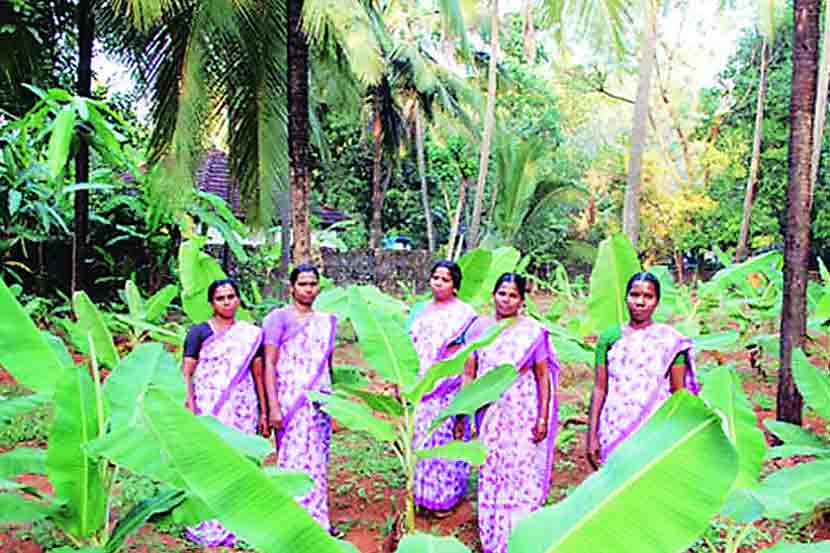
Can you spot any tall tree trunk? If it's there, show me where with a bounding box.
[369,98,384,251]
[468,0,499,249]
[810,0,830,189]
[778,0,820,425]
[522,0,535,60]
[288,0,312,264]
[278,189,292,296]
[622,0,657,249]
[415,107,435,253]
[736,39,770,263]
[72,0,93,294]
[447,175,469,261]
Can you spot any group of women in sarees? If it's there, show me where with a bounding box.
[182,260,698,553]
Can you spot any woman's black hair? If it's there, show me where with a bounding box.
[290,263,320,285]
[625,271,661,300]
[430,260,462,291]
[492,272,528,300]
[207,278,241,302]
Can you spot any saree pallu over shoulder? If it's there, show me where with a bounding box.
[474,317,560,553]
[410,298,477,511]
[274,311,337,529]
[598,323,698,462]
[188,320,263,547]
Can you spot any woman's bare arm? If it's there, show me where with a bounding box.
[531,358,551,443]
[182,357,198,411]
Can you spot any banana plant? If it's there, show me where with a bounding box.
[311,285,515,536]
[507,391,738,552]
[111,280,182,348]
[0,277,345,551]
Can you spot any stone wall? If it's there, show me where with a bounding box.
[321,248,434,295]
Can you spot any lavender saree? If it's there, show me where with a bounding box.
[186,320,263,547]
[470,316,559,553]
[409,298,477,511]
[264,307,337,529]
[597,323,699,461]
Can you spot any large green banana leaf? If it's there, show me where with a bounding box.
[178,238,229,323]
[103,343,183,430]
[104,489,186,553]
[754,460,830,520]
[85,423,182,486]
[0,394,49,424]
[457,248,493,302]
[0,493,59,524]
[334,385,404,417]
[346,287,418,390]
[143,389,344,553]
[0,448,46,477]
[428,364,518,435]
[124,280,145,320]
[73,291,120,369]
[764,420,829,460]
[792,348,830,415]
[507,392,737,553]
[396,533,472,553]
[584,234,640,336]
[700,366,766,488]
[486,247,522,296]
[405,319,511,404]
[47,366,109,540]
[0,278,67,394]
[416,440,488,465]
[309,391,397,442]
[144,284,179,323]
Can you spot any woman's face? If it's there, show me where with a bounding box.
[210,284,240,319]
[430,267,456,301]
[291,271,320,306]
[626,280,659,324]
[494,281,523,319]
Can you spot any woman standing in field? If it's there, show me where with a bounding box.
[263,265,338,533]
[585,271,699,470]
[182,278,268,547]
[409,261,478,517]
[457,273,558,553]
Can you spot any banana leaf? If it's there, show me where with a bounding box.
[700,366,766,488]
[85,423,183,487]
[694,331,740,352]
[309,392,397,442]
[754,460,830,520]
[47,366,109,540]
[0,493,59,524]
[507,392,737,553]
[486,247,522,297]
[0,448,46,477]
[792,348,830,416]
[199,416,273,462]
[178,238,229,323]
[0,394,49,424]
[416,440,488,466]
[457,248,493,302]
[346,287,418,390]
[262,467,315,497]
[428,364,518,435]
[396,533,472,553]
[73,291,120,369]
[0,278,67,394]
[720,488,765,523]
[144,284,179,322]
[104,489,185,553]
[764,420,827,451]
[124,280,145,319]
[334,385,404,417]
[143,388,344,552]
[584,234,640,337]
[104,343,183,430]
[405,320,511,404]
[648,265,677,322]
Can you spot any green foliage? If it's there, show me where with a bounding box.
[508,392,738,553]
[584,234,640,336]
